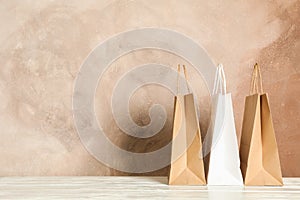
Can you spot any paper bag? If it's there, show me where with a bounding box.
[240,63,283,186]
[168,65,206,185]
[207,64,243,185]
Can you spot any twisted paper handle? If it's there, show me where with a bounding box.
[250,63,263,95]
[212,63,227,95]
[176,64,190,94]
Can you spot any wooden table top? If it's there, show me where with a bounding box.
[0,176,299,199]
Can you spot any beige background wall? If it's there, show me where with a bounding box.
[0,0,299,176]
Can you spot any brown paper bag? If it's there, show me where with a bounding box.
[168,65,206,185]
[240,63,283,186]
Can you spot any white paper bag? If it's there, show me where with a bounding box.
[207,64,243,186]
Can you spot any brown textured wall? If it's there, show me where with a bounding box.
[0,0,299,176]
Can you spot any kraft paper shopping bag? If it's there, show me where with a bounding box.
[240,63,283,186]
[168,65,206,185]
[207,64,243,186]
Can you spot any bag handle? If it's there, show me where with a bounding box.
[212,63,227,95]
[176,64,190,94]
[250,63,263,95]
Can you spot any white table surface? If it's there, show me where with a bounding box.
[0,176,299,199]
